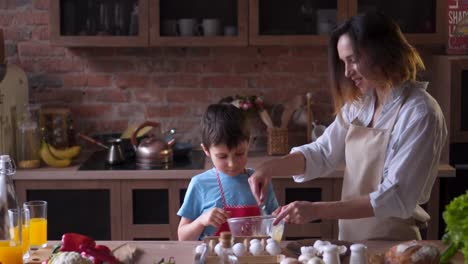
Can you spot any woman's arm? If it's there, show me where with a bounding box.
[249,152,306,204]
[273,195,374,224]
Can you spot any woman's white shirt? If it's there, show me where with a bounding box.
[291,81,447,219]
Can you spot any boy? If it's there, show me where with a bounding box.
[177,103,278,241]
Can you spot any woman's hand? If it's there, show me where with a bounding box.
[197,208,231,228]
[272,201,319,225]
[248,164,272,205]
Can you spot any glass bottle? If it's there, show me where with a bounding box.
[0,155,23,264]
[16,105,41,169]
[218,232,238,264]
[349,244,367,264]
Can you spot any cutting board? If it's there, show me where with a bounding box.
[25,246,54,264]
[0,64,29,157]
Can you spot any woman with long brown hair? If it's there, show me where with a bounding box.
[248,12,447,241]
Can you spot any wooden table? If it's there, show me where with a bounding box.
[25,240,465,263]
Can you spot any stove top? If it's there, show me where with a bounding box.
[78,150,205,170]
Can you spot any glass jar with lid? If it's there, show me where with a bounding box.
[16,104,41,169]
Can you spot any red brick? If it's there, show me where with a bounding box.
[282,60,315,73]
[87,60,133,73]
[31,89,83,103]
[4,27,30,41]
[18,59,36,72]
[133,88,166,103]
[116,104,146,118]
[0,13,14,26]
[146,105,191,118]
[291,47,328,58]
[204,60,232,73]
[33,0,49,10]
[86,89,129,103]
[211,47,259,58]
[15,11,48,26]
[116,74,150,88]
[234,60,260,74]
[88,74,112,87]
[70,48,116,57]
[258,60,282,72]
[152,74,199,88]
[63,74,87,87]
[81,120,129,134]
[184,60,204,73]
[32,26,49,40]
[254,76,294,89]
[37,58,84,73]
[187,47,210,57]
[258,47,290,57]
[18,42,65,56]
[166,89,211,103]
[71,105,113,119]
[163,47,187,58]
[201,75,247,88]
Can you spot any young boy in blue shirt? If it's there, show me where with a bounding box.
[177,103,279,241]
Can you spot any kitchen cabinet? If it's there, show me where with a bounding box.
[49,0,149,47]
[350,0,446,45]
[14,180,122,240]
[249,0,446,46]
[49,0,446,47]
[149,0,249,46]
[121,179,189,240]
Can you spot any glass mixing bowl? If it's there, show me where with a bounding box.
[227,215,285,241]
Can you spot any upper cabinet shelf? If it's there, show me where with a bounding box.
[49,0,446,47]
[149,0,248,46]
[349,0,446,45]
[49,0,149,46]
[249,0,348,46]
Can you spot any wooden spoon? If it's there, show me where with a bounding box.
[281,95,304,128]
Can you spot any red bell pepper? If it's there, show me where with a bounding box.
[60,233,96,252]
[81,244,119,264]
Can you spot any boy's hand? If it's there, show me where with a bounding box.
[198,208,231,228]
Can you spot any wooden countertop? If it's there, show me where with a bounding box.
[13,151,456,180]
[25,240,465,263]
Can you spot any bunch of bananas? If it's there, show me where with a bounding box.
[39,141,81,168]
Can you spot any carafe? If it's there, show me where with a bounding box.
[0,155,23,264]
[16,105,40,169]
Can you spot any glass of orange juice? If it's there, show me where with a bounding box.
[8,208,30,260]
[0,242,23,264]
[23,201,47,249]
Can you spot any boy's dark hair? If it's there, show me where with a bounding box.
[201,103,250,150]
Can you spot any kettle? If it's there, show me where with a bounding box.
[131,121,176,167]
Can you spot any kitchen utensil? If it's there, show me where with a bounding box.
[173,142,193,158]
[106,138,125,165]
[280,95,303,128]
[306,92,314,142]
[131,121,176,167]
[259,110,274,128]
[78,133,109,149]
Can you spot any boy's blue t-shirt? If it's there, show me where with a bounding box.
[177,167,279,240]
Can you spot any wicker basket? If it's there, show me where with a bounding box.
[267,128,288,155]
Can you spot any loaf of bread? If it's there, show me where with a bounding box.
[384,240,440,264]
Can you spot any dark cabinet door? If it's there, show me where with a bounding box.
[15,180,122,240]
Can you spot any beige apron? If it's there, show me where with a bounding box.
[339,93,430,241]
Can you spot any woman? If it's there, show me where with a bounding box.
[249,12,447,241]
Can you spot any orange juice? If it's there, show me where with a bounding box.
[29,218,47,247]
[11,226,29,254]
[0,241,23,264]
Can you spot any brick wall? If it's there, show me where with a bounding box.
[1,0,442,151]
